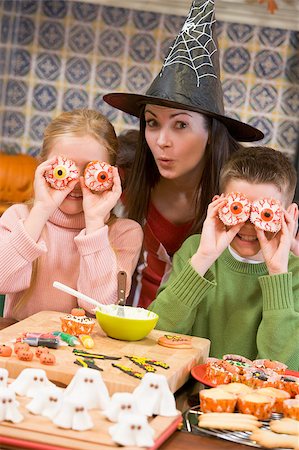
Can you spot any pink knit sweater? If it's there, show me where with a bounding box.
[0,204,143,320]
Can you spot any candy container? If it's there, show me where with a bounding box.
[250,198,282,232]
[44,156,79,190]
[84,161,113,192]
[219,192,251,226]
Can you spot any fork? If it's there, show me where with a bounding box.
[116,271,127,317]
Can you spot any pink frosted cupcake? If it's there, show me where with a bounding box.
[250,198,282,232]
[44,156,79,189]
[219,192,251,226]
[84,161,113,192]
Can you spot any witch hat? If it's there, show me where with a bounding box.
[104,0,263,142]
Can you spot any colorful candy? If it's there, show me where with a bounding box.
[84,161,113,192]
[44,156,79,190]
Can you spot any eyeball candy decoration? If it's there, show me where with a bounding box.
[44,156,79,190]
[218,192,251,226]
[250,198,282,232]
[84,161,113,192]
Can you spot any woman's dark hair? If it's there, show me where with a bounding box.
[125,110,242,234]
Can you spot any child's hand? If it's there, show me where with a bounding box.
[256,206,296,275]
[33,157,78,217]
[290,204,299,256]
[191,196,242,276]
[82,166,122,233]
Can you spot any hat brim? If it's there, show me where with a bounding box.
[103,92,264,142]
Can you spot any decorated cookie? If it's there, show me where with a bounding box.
[158,334,192,349]
[250,198,282,232]
[44,156,79,190]
[84,161,113,192]
[219,192,251,226]
[112,363,144,380]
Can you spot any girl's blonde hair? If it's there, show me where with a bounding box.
[13,109,118,316]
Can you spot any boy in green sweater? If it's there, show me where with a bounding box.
[150,146,299,370]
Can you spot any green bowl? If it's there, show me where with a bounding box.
[95,305,159,341]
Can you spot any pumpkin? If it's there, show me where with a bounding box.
[36,346,50,358]
[71,308,86,317]
[14,342,30,354]
[0,153,38,215]
[0,344,12,357]
[40,352,56,365]
[17,349,34,361]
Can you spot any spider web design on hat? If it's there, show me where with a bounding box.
[162,0,217,86]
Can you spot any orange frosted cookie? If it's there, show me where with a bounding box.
[157,334,192,349]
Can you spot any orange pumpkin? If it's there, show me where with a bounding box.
[0,344,12,357]
[17,349,34,361]
[14,342,30,354]
[0,153,38,215]
[71,308,86,317]
[36,346,50,358]
[40,352,56,365]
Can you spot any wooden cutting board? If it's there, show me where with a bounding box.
[0,310,210,395]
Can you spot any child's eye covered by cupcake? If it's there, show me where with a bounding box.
[218,192,282,233]
[44,156,114,192]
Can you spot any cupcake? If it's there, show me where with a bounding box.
[253,359,287,375]
[218,192,251,226]
[44,156,79,189]
[200,388,237,413]
[279,375,299,398]
[218,383,253,396]
[250,198,282,233]
[60,309,95,336]
[84,161,113,192]
[256,387,290,413]
[283,399,299,421]
[237,393,274,420]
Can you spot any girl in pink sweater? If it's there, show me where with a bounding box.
[0,109,143,321]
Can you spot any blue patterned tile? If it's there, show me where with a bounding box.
[0,47,6,74]
[29,114,52,141]
[222,79,246,108]
[129,33,156,63]
[66,57,91,84]
[227,23,254,43]
[3,0,14,12]
[215,21,225,38]
[92,94,118,121]
[258,27,287,47]
[249,84,278,112]
[123,112,139,126]
[163,14,184,34]
[254,50,283,79]
[9,48,31,76]
[290,31,299,50]
[2,111,25,138]
[222,47,250,74]
[224,111,241,121]
[95,60,121,89]
[68,24,94,54]
[126,65,152,92]
[20,1,38,14]
[5,80,28,106]
[71,2,98,21]
[98,29,125,57]
[160,36,175,61]
[39,21,65,50]
[63,88,89,111]
[0,141,22,154]
[12,16,35,45]
[33,84,57,111]
[35,53,61,81]
[133,11,160,31]
[1,15,11,43]
[247,116,273,144]
[42,0,67,19]
[281,87,299,116]
[28,146,42,157]
[277,121,298,148]
[101,6,129,27]
[285,54,299,83]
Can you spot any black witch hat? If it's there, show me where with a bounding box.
[104,0,263,142]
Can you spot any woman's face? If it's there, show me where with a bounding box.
[144,104,209,182]
[48,135,110,215]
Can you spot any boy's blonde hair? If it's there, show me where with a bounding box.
[219,146,297,205]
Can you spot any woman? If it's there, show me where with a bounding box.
[104,0,263,307]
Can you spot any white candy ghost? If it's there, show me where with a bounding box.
[133,373,177,417]
[0,387,23,423]
[63,367,110,410]
[53,397,93,431]
[9,368,56,398]
[109,413,155,447]
[0,368,8,388]
[26,385,64,419]
[103,392,140,422]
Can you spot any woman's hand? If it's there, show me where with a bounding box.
[82,166,122,233]
[191,196,242,276]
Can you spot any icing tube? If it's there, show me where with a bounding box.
[53,331,79,347]
[79,334,94,349]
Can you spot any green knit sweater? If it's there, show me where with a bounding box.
[149,235,299,371]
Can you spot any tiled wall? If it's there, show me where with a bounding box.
[0,0,298,160]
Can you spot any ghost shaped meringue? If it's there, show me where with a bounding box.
[103,392,140,422]
[109,413,155,447]
[26,385,64,419]
[44,155,79,190]
[0,368,8,388]
[52,397,93,431]
[0,387,23,423]
[133,373,177,417]
[63,367,110,410]
[9,368,56,398]
[84,161,113,192]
